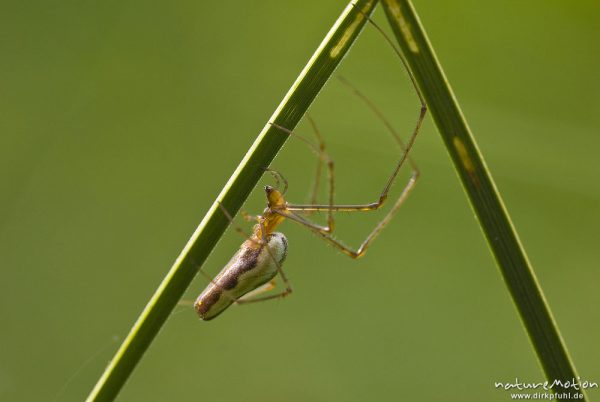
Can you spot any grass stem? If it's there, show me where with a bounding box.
[85,1,378,400]
[381,0,585,398]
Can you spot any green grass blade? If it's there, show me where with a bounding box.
[85,1,378,400]
[380,0,585,398]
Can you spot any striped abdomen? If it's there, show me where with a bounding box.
[194,233,288,320]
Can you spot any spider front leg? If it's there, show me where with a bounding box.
[278,167,418,259]
[278,77,425,259]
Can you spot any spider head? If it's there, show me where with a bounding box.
[265,185,285,209]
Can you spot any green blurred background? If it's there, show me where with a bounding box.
[1,1,599,401]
